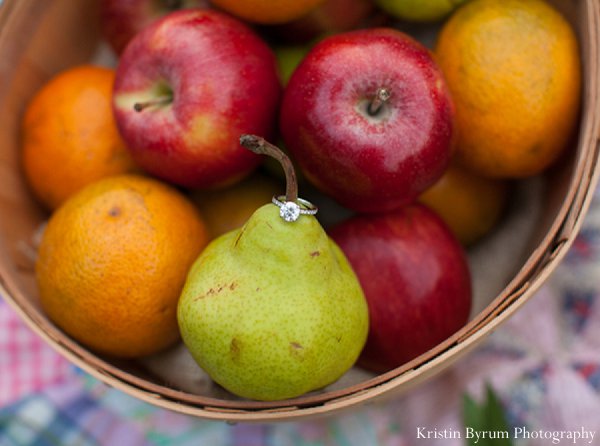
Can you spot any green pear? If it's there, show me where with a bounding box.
[375,0,468,22]
[177,135,368,401]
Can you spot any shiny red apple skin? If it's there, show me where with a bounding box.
[280,28,455,213]
[113,9,281,189]
[101,0,211,55]
[329,204,472,373]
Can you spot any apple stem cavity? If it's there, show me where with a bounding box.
[240,134,298,203]
[368,87,391,116]
[133,96,173,112]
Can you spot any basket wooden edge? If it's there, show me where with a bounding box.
[0,0,599,423]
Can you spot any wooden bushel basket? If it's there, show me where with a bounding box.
[0,0,599,422]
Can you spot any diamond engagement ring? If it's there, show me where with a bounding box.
[272,195,318,222]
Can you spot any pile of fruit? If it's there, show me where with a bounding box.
[21,0,581,402]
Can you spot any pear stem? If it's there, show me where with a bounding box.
[368,87,391,116]
[240,135,298,203]
[133,95,173,112]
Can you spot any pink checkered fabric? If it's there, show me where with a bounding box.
[0,298,72,406]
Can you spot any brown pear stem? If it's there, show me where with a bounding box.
[368,87,391,116]
[240,134,298,203]
[133,96,172,112]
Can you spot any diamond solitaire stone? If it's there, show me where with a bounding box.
[272,195,318,222]
[280,201,301,222]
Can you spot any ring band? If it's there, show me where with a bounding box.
[272,195,318,222]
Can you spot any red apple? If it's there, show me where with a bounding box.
[113,10,281,189]
[329,204,472,373]
[101,0,211,55]
[280,28,455,213]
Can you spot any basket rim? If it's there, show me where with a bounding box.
[1,0,599,422]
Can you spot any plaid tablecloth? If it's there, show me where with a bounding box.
[2,184,600,445]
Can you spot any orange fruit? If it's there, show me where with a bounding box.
[22,65,138,210]
[435,0,581,178]
[36,175,209,358]
[191,174,282,239]
[419,164,508,246]
[209,0,326,24]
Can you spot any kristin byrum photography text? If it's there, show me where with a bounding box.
[417,426,597,444]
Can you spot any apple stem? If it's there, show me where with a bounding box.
[368,87,391,116]
[239,135,298,203]
[133,96,173,112]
